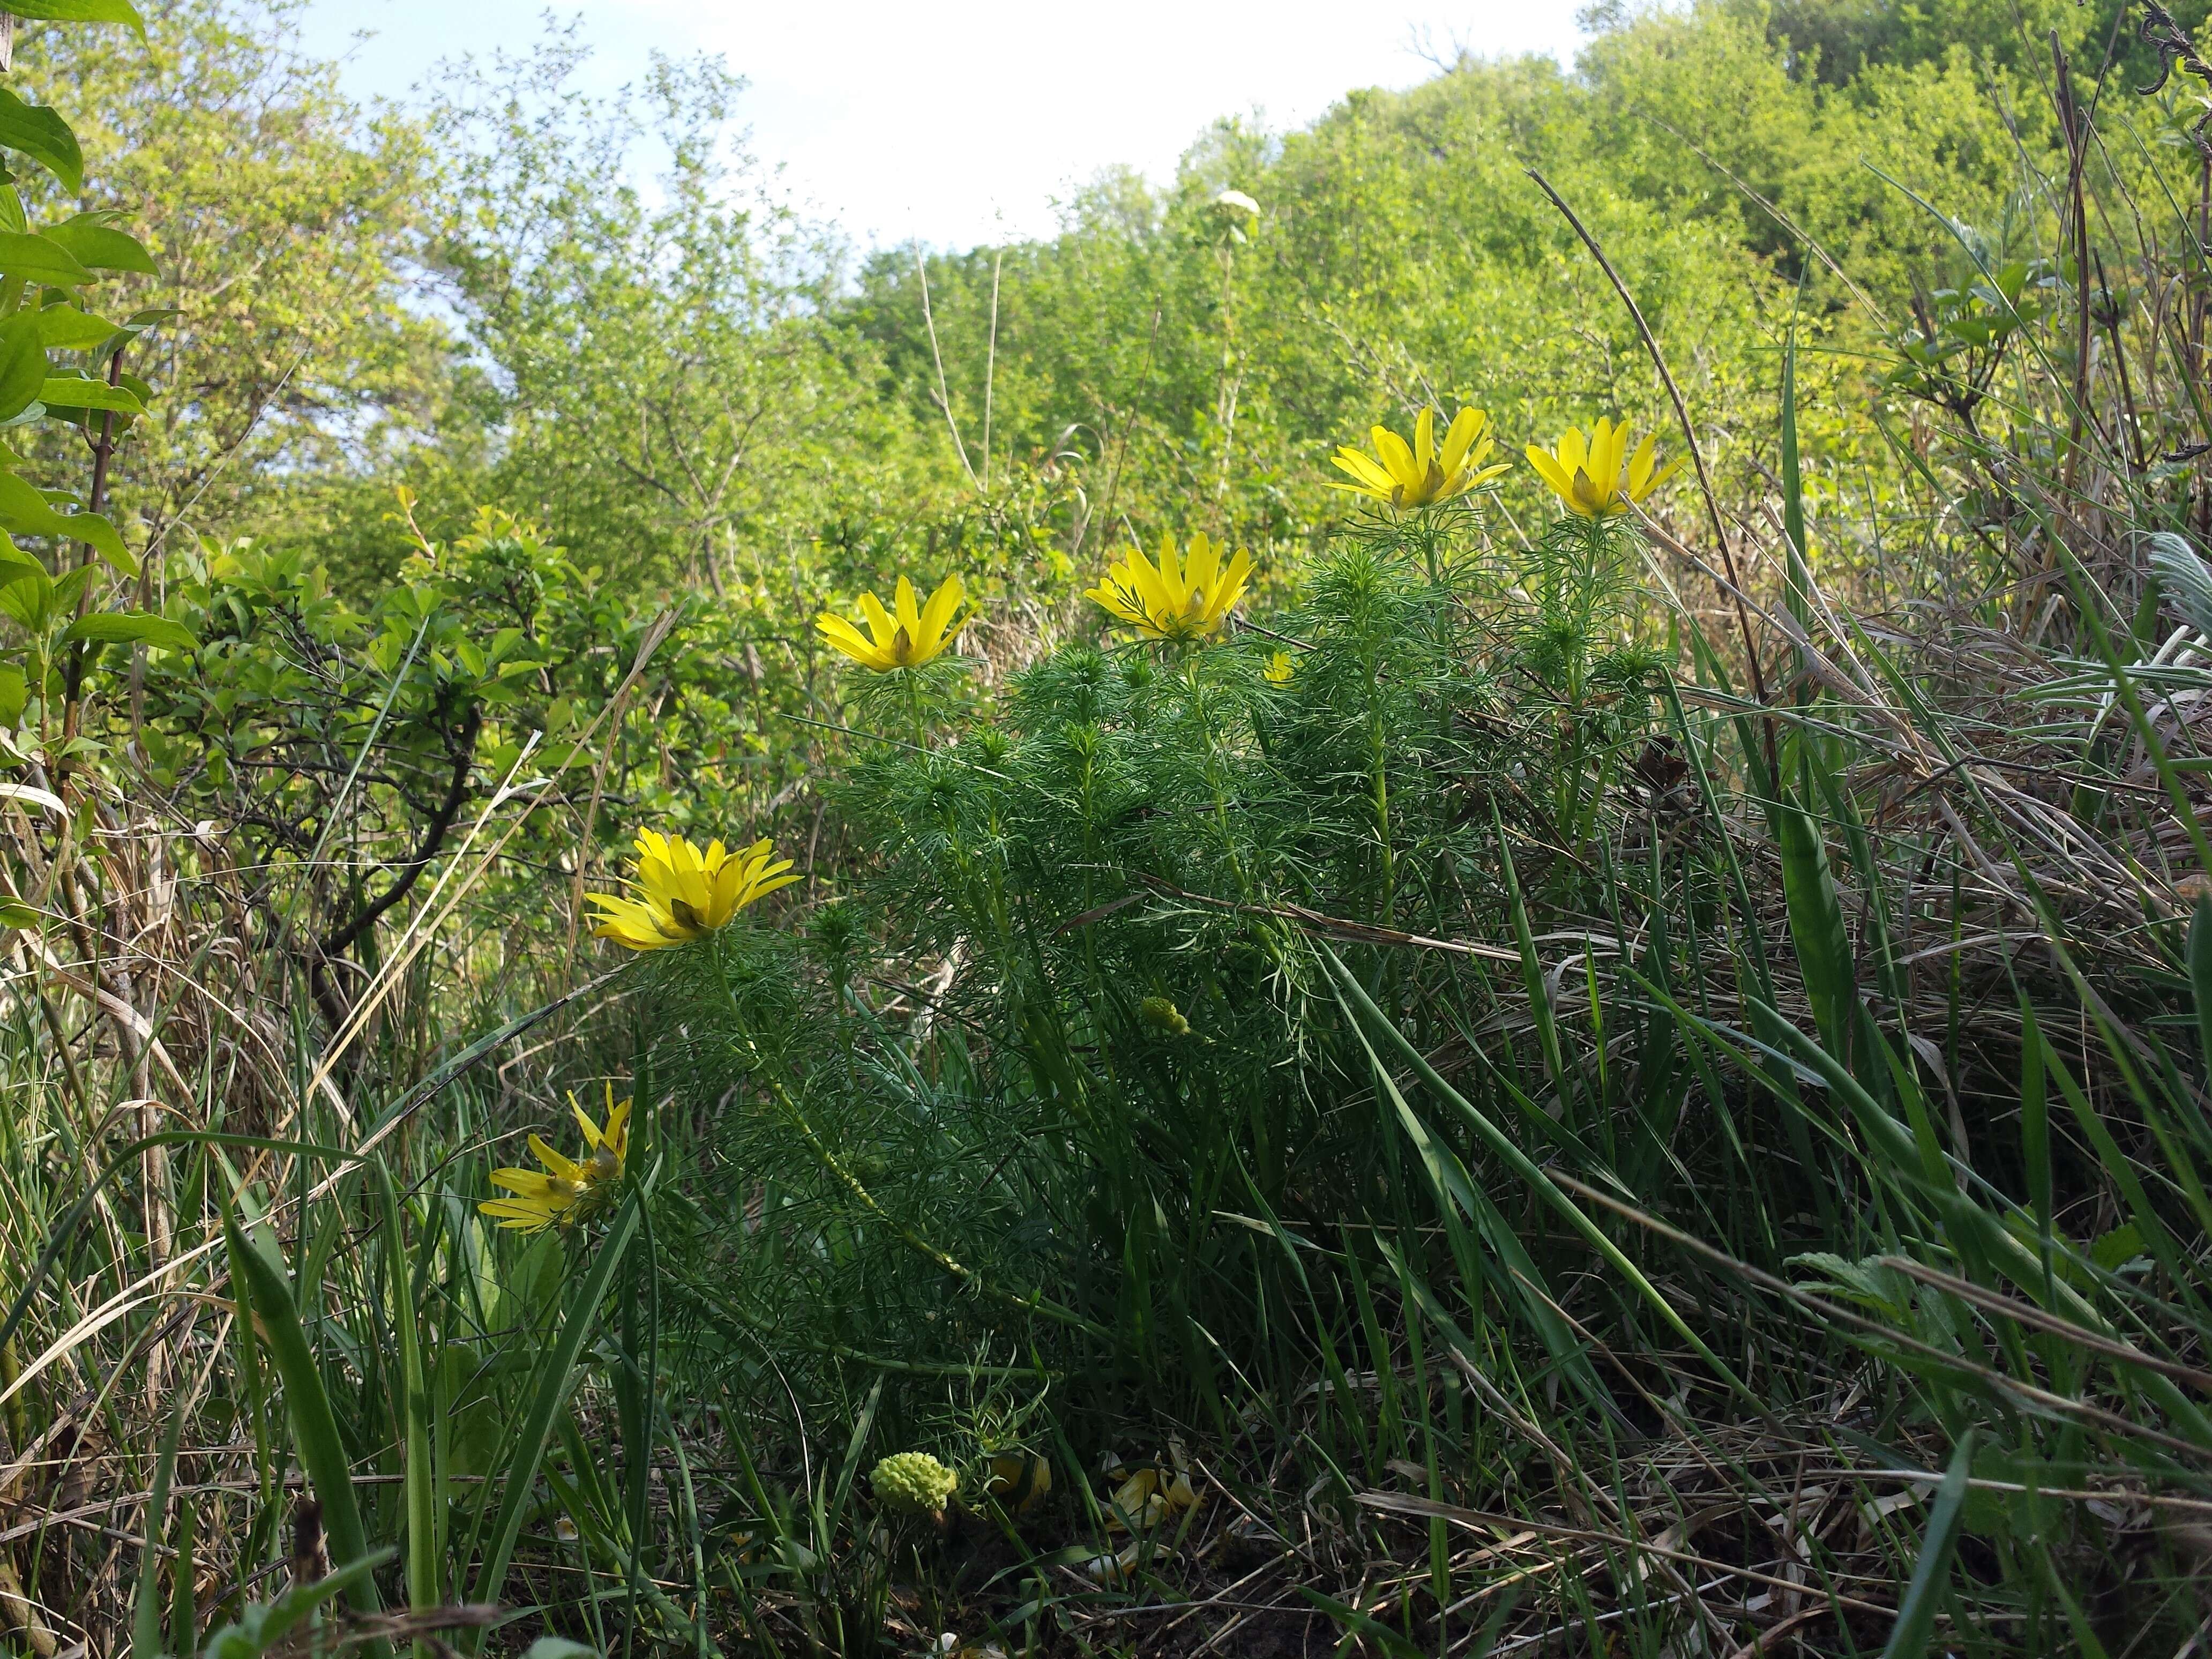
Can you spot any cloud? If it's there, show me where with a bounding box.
[309,0,1587,248]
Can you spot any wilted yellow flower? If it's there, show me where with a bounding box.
[1329,407,1507,510]
[586,829,798,951]
[1103,1464,1204,1534]
[986,1450,1053,1515]
[816,574,966,671]
[1262,649,1295,685]
[1087,532,1252,642]
[1525,417,1679,518]
[480,1087,631,1233]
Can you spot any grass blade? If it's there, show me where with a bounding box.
[467,1191,640,1633]
[1879,1430,1972,1659]
[374,1161,437,1654]
[222,1212,382,1619]
[131,1391,183,1659]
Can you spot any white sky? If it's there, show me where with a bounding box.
[299,0,1591,249]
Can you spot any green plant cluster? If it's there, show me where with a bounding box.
[20,1,2212,1656]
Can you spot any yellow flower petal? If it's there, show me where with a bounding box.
[916,573,965,656]
[1371,425,1418,494]
[1330,449,1398,498]
[1525,444,1576,502]
[1439,406,1484,476]
[856,590,898,649]
[817,613,886,668]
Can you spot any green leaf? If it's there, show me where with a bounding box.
[0,473,134,576]
[221,1214,382,1621]
[2091,1222,2147,1272]
[374,1163,438,1651]
[35,304,118,350]
[0,88,81,193]
[41,215,154,275]
[0,899,40,930]
[198,1555,393,1659]
[61,611,193,653]
[0,315,44,424]
[1320,943,1759,1408]
[1775,772,1857,1058]
[1880,1431,1973,1659]
[39,376,145,417]
[0,231,89,287]
[468,1194,639,1637]
[132,1394,184,1659]
[0,664,24,727]
[0,562,52,633]
[1781,292,1812,637]
[2190,897,2212,1075]
[2,0,147,36]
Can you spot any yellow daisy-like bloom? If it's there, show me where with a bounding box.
[1086,532,1253,642]
[815,574,966,671]
[1262,649,1296,685]
[586,829,798,952]
[1329,406,1508,510]
[480,1087,632,1233]
[1524,417,1680,519]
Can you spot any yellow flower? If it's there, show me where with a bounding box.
[1086,532,1252,642]
[586,829,798,951]
[1329,406,1507,509]
[816,574,966,671]
[480,1087,631,1233]
[1525,417,1679,518]
[1262,649,1295,685]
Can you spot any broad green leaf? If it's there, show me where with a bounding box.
[41,215,154,275]
[2091,1223,2146,1272]
[2,0,147,36]
[0,664,25,726]
[0,473,134,576]
[0,231,88,287]
[0,88,81,193]
[61,611,194,653]
[0,531,43,574]
[38,376,145,417]
[34,304,117,350]
[0,562,51,632]
[0,315,44,423]
[50,563,96,621]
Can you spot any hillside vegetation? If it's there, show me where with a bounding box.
[6,1,2212,1655]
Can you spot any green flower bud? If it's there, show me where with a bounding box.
[1139,996,1190,1037]
[871,1451,958,1518]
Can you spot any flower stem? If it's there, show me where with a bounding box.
[903,668,925,750]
